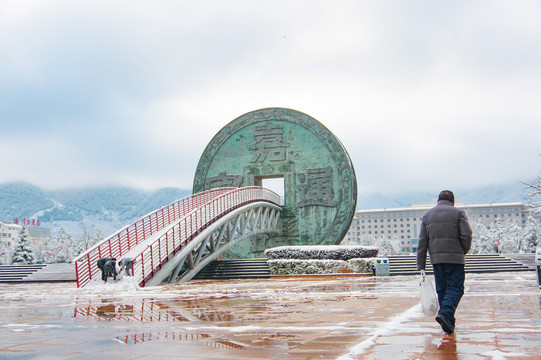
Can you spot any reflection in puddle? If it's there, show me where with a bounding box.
[119,330,296,351]
[116,331,210,344]
[438,335,458,360]
[114,328,308,349]
[74,298,239,323]
[116,331,254,350]
[68,277,384,352]
[74,301,193,322]
[2,274,540,359]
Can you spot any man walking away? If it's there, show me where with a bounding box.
[417,190,472,334]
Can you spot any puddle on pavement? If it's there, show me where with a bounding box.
[1,273,540,359]
[65,277,385,352]
[0,277,398,358]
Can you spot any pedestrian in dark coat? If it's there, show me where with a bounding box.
[97,257,111,282]
[97,257,117,282]
[417,190,472,334]
[103,259,117,281]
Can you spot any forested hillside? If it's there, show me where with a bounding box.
[0,182,191,237]
[0,181,533,238]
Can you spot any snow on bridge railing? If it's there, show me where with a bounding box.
[74,187,235,288]
[133,186,280,286]
[74,187,280,288]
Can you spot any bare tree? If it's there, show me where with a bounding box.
[77,222,91,251]
[0,240,12,265]
[523,160,541,213]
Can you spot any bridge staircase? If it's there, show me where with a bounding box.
[388,254,534,276]
[193,258,270,280]
[0,264,46,283]
[0,264,76,283]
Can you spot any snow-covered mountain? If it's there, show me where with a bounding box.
[356,182,533,209]
[0,181,534,239]
[0,182,191,238]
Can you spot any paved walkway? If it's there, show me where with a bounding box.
[24,263,76,282]
[0,272,539,359]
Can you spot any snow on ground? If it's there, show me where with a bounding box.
[83,275,142,292]
[482,350,528,360]
[336,303,426,360]
[0,274,418,306]
[0,272,539,359]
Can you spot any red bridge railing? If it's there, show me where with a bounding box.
[74,187,280,288]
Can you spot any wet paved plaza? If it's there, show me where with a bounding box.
[1,272,540,359]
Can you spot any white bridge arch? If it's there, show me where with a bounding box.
[74,187,281,287]
[146,202,280,285]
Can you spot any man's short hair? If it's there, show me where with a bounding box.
[438,190,455,203]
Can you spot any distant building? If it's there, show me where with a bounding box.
[0,222,22,247]
[1,222,51,247]
[343,202,534,253]
[27,226,51,245]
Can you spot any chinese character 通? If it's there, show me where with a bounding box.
[297,167,338,207]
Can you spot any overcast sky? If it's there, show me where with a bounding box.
[1,0,540,196]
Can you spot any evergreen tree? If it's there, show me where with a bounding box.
[11,226,36,264]
[375,236,400,255]
[498,222,521,253]
[470,222,497,254]
[359,235,375,247]
[47,227,74,263]
[521,216,539,253]
[0,240,11,265]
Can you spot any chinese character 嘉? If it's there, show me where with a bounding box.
[249,122,290,163]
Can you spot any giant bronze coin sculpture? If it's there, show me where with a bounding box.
[193,108,357,258]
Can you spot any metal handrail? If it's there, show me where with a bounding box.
[74,187,235,287]
[75,187,280,287]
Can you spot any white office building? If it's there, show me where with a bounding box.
[344,202,534,253]
[1,222,51,247]
[0,222,22,247]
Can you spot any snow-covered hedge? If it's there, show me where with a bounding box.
[347,258,377,274]
[264,245,378,261]
[268,258,377,275]
[268,259,349,275]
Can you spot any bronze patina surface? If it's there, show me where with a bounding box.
[193,108,357,258]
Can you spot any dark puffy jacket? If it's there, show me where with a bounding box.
[97,257,112,270]
[417,200,472,270]
[103,260,117,280]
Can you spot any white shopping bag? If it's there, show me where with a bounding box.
[419,270,439,317]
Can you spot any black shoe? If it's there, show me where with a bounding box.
[436,314,454,334]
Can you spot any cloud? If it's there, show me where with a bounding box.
[1,0,540,195]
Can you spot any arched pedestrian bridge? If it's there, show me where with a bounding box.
[74,187,281,288]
